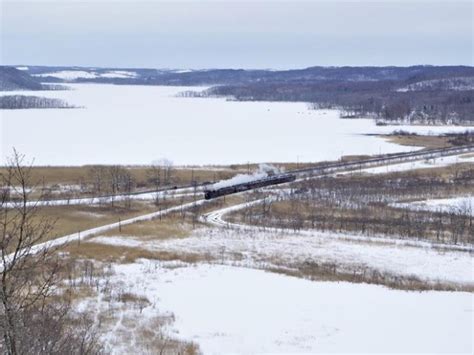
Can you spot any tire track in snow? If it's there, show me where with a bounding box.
[201,196,474,253]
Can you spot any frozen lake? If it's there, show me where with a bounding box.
[1,84,472,165]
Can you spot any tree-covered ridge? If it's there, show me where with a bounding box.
[0,66,43,91]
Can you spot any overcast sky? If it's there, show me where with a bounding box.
[0,0,472,69]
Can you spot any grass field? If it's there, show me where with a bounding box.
[383,134,452,148]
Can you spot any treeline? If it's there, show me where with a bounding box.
[0,95,74,109]
[204,81,474,125]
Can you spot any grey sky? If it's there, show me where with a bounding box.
[1,0,472,69]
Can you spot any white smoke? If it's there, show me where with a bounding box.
[210,164,282,190]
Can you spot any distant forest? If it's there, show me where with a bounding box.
[153,66,474,125]
[202,80,474,125]
[0,95,73,109]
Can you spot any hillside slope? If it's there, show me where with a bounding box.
[0,66,44,91]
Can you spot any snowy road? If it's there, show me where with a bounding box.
[202,196,473,252]
[2,199,208,267]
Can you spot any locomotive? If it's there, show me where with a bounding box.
[204,174,296,200]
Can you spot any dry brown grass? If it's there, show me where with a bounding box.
[118,292,150,305]
[392,161,473,181]
[265,261,472,292]
[65,242,213,264]
[0,165,236,188]
[31,193,201,244]
[35,202,157,242]
[10,162,324,188]
[134,317,200,355]
[383,134,452,149]
[102,213,191,240]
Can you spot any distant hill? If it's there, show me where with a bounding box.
[0,66,44,91]
[10,64,474,124]
[19,65,474,86]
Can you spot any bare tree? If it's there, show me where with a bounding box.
[147,164,163,207]
[0,151,102,354]
[88,166,107,197]
[146,164,162,190]
[107,166,134,208]
[153,159,174,185]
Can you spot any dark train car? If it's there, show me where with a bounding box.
[204,174,296,200]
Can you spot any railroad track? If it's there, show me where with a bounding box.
[203,144,474,199]
[290,144,474,177]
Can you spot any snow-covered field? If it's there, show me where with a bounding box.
[89,224,473,286]
[2,83,473,166]
[32,70,138,80]
[85,261,473,354]
[394,196,473,216]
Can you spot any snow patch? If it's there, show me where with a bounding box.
[394,196,474,216]
[99,71,138,79]
[361,153,474,174]
[34,71,99,80]
[33,70,138,80]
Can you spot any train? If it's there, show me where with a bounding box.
[204,173,296,200]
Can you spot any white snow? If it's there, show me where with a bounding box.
[94,262,473,354]
[394,196,474,216]
[32,70,138,80]
[98,71,138,78]
[15,66,29,71]
[170,69,194,73]
[85,195,474,286]
[90,223,473,286]
[0,83,467,166]
[361,153,474,174]
[2,83,473,165]
[397,77,474,92]
[78,195,474,352]
[33,71,99,80]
